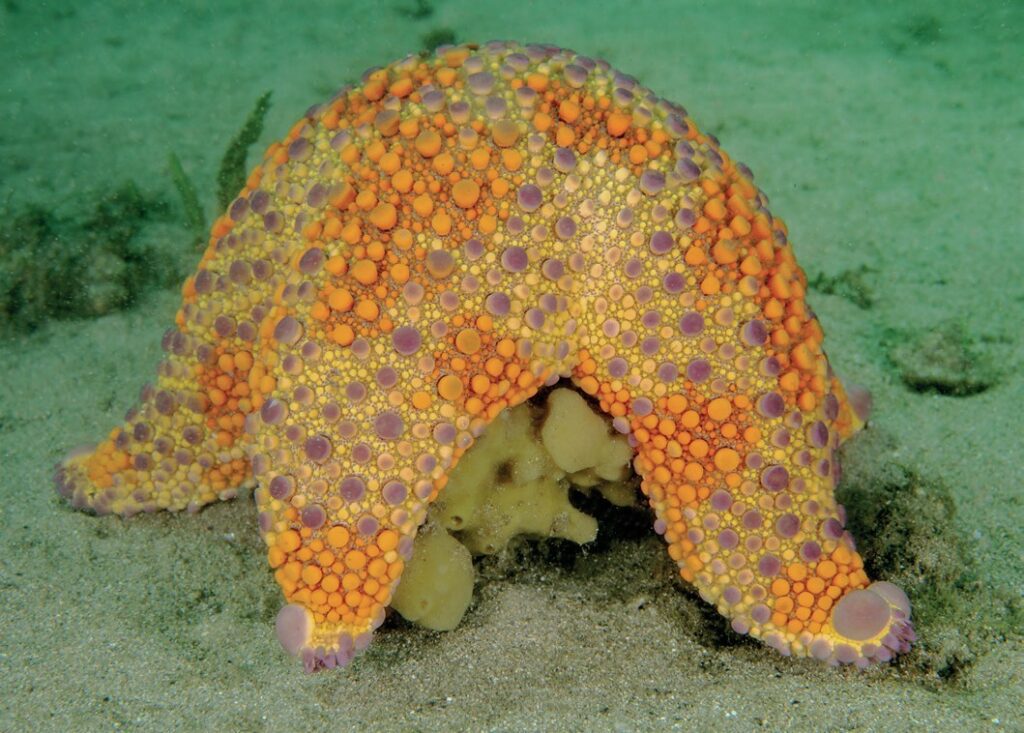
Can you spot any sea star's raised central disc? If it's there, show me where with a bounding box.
[54,41,914,671]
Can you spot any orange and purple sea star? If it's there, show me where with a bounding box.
[55,42,913,671]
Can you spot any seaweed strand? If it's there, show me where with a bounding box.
[216,91,272,211]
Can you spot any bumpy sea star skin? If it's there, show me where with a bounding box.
[54,42,914,671]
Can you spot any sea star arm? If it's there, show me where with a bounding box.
[253,296,561,670]
[573,275,912,666]
[52,241,281,516]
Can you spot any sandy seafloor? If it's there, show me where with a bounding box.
[1,1,1022,731]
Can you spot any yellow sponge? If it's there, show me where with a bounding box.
[391,388,636,630]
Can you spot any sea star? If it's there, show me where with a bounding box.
[54,42,914,671]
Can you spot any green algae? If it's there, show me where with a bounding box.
[422,27,457,54]
[0,183,177,336]
[885,320,999,396]
[397,0,435,20]
[168,152,206,251]
[0,89,282,338]
[808,265,877,309]
[215,91,272,212]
